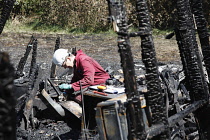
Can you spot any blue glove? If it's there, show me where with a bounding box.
[59,83,72,90]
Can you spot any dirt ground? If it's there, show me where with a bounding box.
[0,32,180,71]
[0,32,181,139]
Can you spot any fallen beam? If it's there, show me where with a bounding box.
[41,89,65,117]
[146,100,207,138]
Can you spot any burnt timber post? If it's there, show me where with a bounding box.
[136,0,170,139]
[175,0,210,139]
[190,0,210,139]
[107,0,146,139]
[190,0,210,80]
[29,39,38,77]
[16,36,35,78]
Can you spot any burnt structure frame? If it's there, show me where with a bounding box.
[107,0,210,139]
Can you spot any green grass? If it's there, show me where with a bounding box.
[4,18,69,34]
[6,17,206,37]
[3,18,119,36]
[152,28,174,36]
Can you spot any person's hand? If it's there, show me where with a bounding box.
[59,83,72,90]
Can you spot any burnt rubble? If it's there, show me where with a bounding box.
[0,0,210,139]
[0,35,204,140]
[11,38,197,139]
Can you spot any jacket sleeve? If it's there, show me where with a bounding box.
[71,58,95,91]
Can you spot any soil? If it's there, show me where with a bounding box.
[0,32,181,140]
[0,32,180,70]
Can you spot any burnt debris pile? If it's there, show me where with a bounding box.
[0,0,210,139]
[12,36,82,139]
[104,0,210,139]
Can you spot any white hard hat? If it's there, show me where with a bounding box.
[52,49,70,66]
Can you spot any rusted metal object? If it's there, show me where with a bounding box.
[95,92,147,140]
[96,100,129,140]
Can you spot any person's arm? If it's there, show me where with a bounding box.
[71,59,95,91]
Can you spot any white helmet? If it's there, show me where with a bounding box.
[52,49,70,66]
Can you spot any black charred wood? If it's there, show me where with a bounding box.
[165,32,175,39]
[29,39,38,77]
[23,64,43,129]
[0,0,15,34]
[175,0,208,102]
[117,31,151,37]
[107,0,146,139]
[190,0,210,82]
[146,100,206,138]
[136,0,170,139]
[175,0,210,139]
[0,52,16,140]
[16,36,34,78]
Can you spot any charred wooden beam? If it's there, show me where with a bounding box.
[187,0,209,100]
[136,0,170,139]
[107,0,146,139]
[23,64,43,129]
[0,52,16,140]
[175,0,210,139]
[0,0,15,34]
[146,100,207,138]
[41,89,65,117]
[29,39,38,77]
[175,0,208,102]
[16,36,35,78]
[190,0,210,82]
[17,37,40,130]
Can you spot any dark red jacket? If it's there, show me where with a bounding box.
[71,50,110,91]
